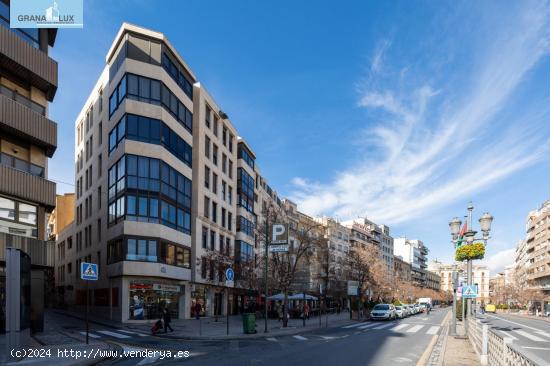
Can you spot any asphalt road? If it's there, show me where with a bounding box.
[479,312,550,364]
[90,308,449,366]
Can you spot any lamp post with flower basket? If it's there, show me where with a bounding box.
[449,202,493,336]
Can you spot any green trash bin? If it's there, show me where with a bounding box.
[242,313,256,334]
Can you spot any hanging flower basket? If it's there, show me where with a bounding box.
[455,242,485,261]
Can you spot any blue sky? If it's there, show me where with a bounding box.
[49,0,550,274]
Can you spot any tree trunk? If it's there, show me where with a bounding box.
[283,292,289,327]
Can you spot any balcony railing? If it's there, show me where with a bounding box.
[0,152,44,177]
[0,84,45,115]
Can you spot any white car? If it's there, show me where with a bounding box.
[404,304,413,316]
[395,306,405,318]
[370,304,397,320]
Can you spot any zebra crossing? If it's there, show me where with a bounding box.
[497,328,550,343]
[341,321,440,335]
[78,328,150,339]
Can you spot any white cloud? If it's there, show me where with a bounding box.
[291,1,550,225]
[370,40,391,74]
[484,248,516,274]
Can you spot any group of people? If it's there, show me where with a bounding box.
[275,301,311,321]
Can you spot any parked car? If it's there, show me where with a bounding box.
[370,304,396,320]
[395,305,405,318]
[485,304,496,313]
[413,304,421,314]
[404,304,414,316]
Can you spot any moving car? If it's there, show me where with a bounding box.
[370,304,396,320]
[485,304,496,313]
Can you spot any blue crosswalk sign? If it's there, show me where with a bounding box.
[462,284,478,298]
[81,262,98,280]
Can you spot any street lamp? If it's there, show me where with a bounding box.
[449,202,492,336]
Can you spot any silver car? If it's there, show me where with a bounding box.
[370,304,397,320]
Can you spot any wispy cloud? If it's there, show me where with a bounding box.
[291,0,550,225]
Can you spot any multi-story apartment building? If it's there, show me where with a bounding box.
[425,270,441,291]
[489,273,506,304]
[394,238,428,287]
[342,218,393,276]
[47,193,75,240]
[428,260,490,306]
[0,0,59,335]
[394,255,412,283]
[523,200,550,295]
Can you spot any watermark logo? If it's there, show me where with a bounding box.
[10,0,83,28]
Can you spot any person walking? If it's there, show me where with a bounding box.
[304,301,310,320]
[194,302,202,320]
[163,309,173,333]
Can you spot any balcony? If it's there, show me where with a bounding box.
[0,152,44,177]
[0,94,57,156]
[0,232,54,267]
[0,25,58,101]
[0,165,56,210]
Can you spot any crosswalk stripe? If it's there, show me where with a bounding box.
[499,330,518,340]
[406,325,424,333]
[79,331,101,339]
[117,329,148,337]
[391,323,410,331]
[357,322,378,329]
[320,336,337,340]
[293,335,308,341]
[97,330,131,339]
[266,337,277,341]
[427,326,440,335]
[512,330,546,342]
[372,322,395,330]
[342,323,366,329]
[536,331,550,339]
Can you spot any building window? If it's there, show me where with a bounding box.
[205,136,210,159]
[201,257,207,278]
[205,105,211,128]
[236,240,253,263]
[109,73,192,133]
[237,215,255,237]
[228,212,232,231]
[238,144,255,169]
[202,227,208,249]
[212,202,217,223]
[204,166,210,188]
[237,168,254,213]
[212,144,218,165]
[221,181,226,201]
[108,114,192,168]
[212,173,217,194]
[222,154,227,174]
[0,197,38,238]
[210,230,216,251]
[219,234,225,253]
[204,196,210,219]
[221,208,226,228]
[228,160,233,179]
[98,121,103,146]
[161,52,193,99]
[107,236,190,268]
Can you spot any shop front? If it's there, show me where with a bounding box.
[128,279,184,320]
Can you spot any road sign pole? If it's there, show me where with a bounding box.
[226,287,229,336]
[86,280,89,344]
[264,218,269,333]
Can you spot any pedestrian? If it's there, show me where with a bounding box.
[194,302,202,320]
[163,309,173,333]
[480,303,485,315]
[304,301,310,320]
[337,303,341,314]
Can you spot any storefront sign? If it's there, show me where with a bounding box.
[153,284,180,293]
[130,283,153,290]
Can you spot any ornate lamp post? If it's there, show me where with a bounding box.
[449,202,493,335]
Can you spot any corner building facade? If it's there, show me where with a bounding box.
[56,23,260,322]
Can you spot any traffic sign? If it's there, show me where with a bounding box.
[81,262,98,281]
[462,284,478,299]
[225,267,234,282]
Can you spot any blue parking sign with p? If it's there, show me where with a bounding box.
[81,262,98,280]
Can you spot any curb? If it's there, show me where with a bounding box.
[417,310,451,366]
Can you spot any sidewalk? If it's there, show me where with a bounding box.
[442,322,480,366]
[3,311,119,366]
[55,309,354,340]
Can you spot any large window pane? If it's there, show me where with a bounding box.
[127,195,136,215]
[151,80,161,101]
[127,155,137,176]
[137,239,147,260]
[127,115,138,137]
[138,196,148,216]
[18,203,37,225]
[127,239,137,260]
[0,197,16,220]
[166,244,175,265]
[149,198,159,218]
[138,156,149,177]
[148,240,157,262]
[139,77,150,99]
[127,74,138,96]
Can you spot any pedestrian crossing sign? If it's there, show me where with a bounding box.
[462,284,477,298]
[81,262,98,280]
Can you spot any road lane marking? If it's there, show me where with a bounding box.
[118,329,148,337]
[427,326,440,335]
[512,330,546,342]
[522,346,550,351]
[266,337,277,341]
[342,323,366,329]
[499,331,518,340]
[406,325,424,333]
[391,323,410,331]
[536,331,550,339]
[372,322,395,330]
[293,335,308,341]
[485,314,545,333]
[79,331,101,339]
[96,330,131,339]
[320,336,337,340]
[358,322,379,329]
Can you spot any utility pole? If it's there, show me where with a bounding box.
[264,217,269,333]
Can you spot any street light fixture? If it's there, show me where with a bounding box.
[448,202,492,336]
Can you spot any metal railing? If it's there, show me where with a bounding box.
[0,84,46,115]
